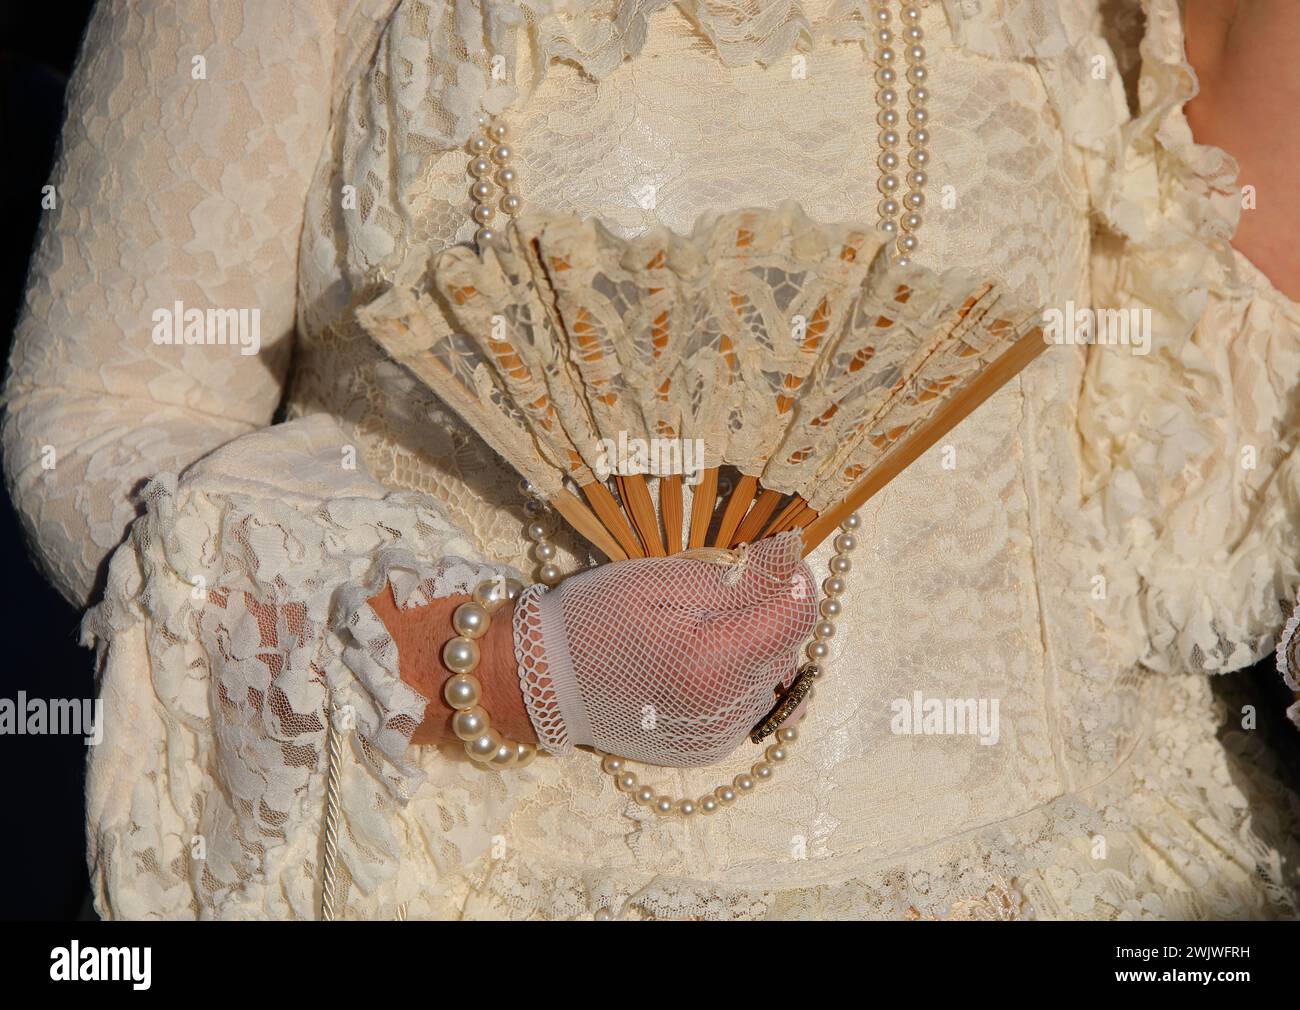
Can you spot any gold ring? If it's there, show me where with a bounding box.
[749,664,819,744]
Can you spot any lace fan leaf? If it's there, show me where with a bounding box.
[357,202,1046,551]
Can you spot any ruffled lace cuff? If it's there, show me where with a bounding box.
[333,547,522,782]
[80,414,523,917]
[512,582,585,755]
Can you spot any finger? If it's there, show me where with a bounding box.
[725,560,817,657]
[710,531,810,616]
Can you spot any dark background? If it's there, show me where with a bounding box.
[0,2,1296,922]
[2,0,99,920]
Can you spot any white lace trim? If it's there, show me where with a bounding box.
[1277,591,1300,729]
[334,546,523,794]
[512,582,577,755]
[515,1,1070,83]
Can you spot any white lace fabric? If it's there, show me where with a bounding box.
[4,0,1300,919]
[356,200,1045,511]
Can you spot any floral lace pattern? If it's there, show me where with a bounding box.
[79,415,524,916]
[4,0,1299,919]
[357,201,1043,510]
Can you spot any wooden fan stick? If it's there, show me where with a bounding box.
[729,488,785,547]
[801,325,1047,554]
[548,488,628,562]
[580,480,646,559]
[712,474,758,547]
[660,475,685,554]
[772,502,817,536]
[763,495,811,538]
[617,474,667,556]
[688,467,720,549]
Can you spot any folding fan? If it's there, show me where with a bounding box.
[357,202,1047,561]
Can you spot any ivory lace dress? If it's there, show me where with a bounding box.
[6,0,1300,920]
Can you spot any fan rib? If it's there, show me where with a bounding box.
[688,467,720,549]
[713,474,758,548]
[730,488,784,547]
[581,481,646,558]
[784,502,819,535]
[617,474,667,557]
[549,489,628,562]
[765,495,811,537]
[802,324,1047,554]
[660,475,684,554]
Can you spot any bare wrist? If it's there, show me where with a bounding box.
[367,586,536,747]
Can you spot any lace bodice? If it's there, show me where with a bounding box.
[6,0,1300,919]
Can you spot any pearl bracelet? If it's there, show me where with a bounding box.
[442,577,538,769]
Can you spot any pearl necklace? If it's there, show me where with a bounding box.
[467,118,522,248]
[872,3,930,265]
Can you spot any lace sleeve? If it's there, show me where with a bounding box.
[80,414,523,918]
[1078,0,1300,676]
[1,0,350,606]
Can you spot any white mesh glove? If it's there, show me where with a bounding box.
[512,530,817,767]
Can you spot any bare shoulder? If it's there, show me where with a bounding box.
[1184,0,1300,299]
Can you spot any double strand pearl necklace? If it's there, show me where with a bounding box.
[466,117,522,247]
[872,3,930,266]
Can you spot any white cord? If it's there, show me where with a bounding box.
[321,696,343,922]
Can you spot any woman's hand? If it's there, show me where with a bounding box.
[1185,0,1300,298]
[513,531,818,767]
